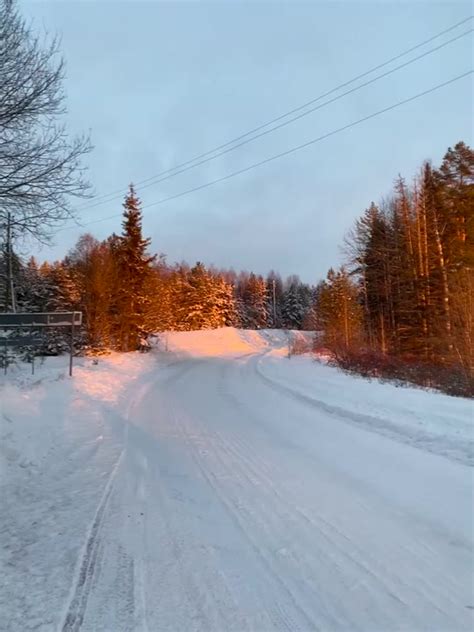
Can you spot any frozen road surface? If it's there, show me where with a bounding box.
[1,329,473,631]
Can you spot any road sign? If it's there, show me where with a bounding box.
[1,336,43,347]
[0,312,82,327]
[0,311,82,376]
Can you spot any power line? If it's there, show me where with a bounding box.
[61,70,472,231]
[75,16,473,212]
[77,28,472,214]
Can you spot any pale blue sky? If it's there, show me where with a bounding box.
[23,0,473,282]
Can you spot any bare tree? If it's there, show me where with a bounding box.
[0,0,91,244]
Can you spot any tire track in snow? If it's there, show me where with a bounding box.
[253,355,473,466]
[156,394,261,632]
[167,358,391,628]
[187,358,457,628]
[213,422,429,621]
[166,387,319,632]
[131,452,150,632]
[181,433,315,631]
[59,452,124,631]
[216,358,462,626]
[61,375,153,631]
[204,387,381,627]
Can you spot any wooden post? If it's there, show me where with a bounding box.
[6,212,16,313]
[69,320,75,377]
[272,278,277,327]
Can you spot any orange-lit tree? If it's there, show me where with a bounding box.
[114,185,155,351]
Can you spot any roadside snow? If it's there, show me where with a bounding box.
[0,353,157,631]
[0,328,472,631]
[257,353,473,466]
[157,327,472,466]
[156,327,293,358]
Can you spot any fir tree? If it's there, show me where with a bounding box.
[67,234,119,350]
[281,276,313,330]
[242,273,268,329]
[115,185,155,351]
[175,262,236,330]
[316,267,364,353]
[266,271,284,328]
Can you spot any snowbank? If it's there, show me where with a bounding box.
[151,327,473,465]
[257,353,473,466]
[0,352,157,630]
[0,329,472,630]
[154,327,313,358]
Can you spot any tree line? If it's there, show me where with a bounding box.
[1,2,472,395]
[2,185,318,352]
[1,142,472,396]
[314,141,473,396]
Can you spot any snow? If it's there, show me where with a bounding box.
[258,353,474,466]
[157,327,312,359]
[1,328,472,631]
[0,353,157,631]
[157,327,288,358]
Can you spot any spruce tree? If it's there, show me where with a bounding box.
[67,234,119,350]
[242,273,268,329]
[177,262,213,330]
[266,271,283,328]
[175,262,237,330]
[316,267,363,353]
[16,257,43,312]
[281,276,313,330]
[115,185,154,351]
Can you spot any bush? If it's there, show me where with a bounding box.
[325,347,474,398]
[288,333,314,357]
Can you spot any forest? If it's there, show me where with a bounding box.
[317,141,473,396]
[1,1,472,396]
[1,141,472,396]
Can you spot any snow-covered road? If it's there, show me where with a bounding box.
[1,330,473,631]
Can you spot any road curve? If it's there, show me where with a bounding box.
[72,353,473,632]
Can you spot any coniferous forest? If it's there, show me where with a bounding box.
[316,141,473,395]
[2,3,474,630]
[2,141,472,396]
[1,0,472,396]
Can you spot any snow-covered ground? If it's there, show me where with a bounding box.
[0,328,472,631]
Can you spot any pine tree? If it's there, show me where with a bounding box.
[338,140,473,393]
[44,262,80,311]
[143,256,176,333]
[266,271,283,328]
[281,276,313,330]
[242,273,268,329]
[67,234,119,350]
[0,241,21,311]
[115,185,155,351]
[213,274,237,327]
[346,203,392,352]
[16,256,43,312]
[437,141,474,268]
[316,267,364,353]
[177,262,214,330]
[175,262,237,330]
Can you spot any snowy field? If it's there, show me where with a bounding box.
[0,328,472,631]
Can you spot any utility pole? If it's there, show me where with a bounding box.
[272,278,277,328]
[5,212,16,313]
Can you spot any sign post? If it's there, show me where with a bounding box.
[69,318,75,377]
[0,312,83,376]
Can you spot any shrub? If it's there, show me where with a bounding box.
[288,333,314,357]
[324,347,474,398]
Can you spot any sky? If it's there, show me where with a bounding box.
[22,0,473,283]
